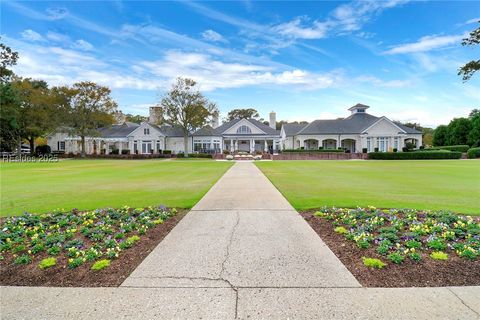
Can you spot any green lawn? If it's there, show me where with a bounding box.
[0,159,232,216]
[256,160,480,215]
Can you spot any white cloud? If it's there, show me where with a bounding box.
[201,29,227,43]
[384,34,465,54]
[46,31,70,42]
[465,17,480,24]
[45,7,68,20]
[72,39,94,51]
[273,17,329,39]
[271,0,409,40]
[20,29,43,41]
[137,51,339,91]
[356,75,411,88]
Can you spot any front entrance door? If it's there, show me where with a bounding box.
[141,141,152,154]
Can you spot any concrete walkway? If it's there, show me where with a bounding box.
[1,162,479,319]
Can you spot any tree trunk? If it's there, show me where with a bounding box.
[17,139,22,157]
[184,133,189,158]
[29,137,35,156]
[81,135,86,158]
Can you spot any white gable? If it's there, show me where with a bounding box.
[223,119,266,135]
[129,122,164,140]
[363,117,406,135]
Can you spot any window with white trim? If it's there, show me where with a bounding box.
[236,125,252,134]
[366,138,372,152]
[377,137,389,152]
[144,128,150,135]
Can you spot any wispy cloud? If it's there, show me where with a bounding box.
[71,39,94,51]
[465,17,480,24]
[137,51,340,91]
[201,29,228,43]
[273,17,329,39]
[21,29,44,42]
[384,33,465,54]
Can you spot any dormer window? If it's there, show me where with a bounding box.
[236,125,252,134]
[144,128,150,135]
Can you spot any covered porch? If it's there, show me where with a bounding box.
[224,137,279,154]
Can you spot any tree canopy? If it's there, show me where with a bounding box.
[432,110,479,147]
[160,77,218,156]
[64,81,117,156]
[226,108,260,121]
[458,21,480,81]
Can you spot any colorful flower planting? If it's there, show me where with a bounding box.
[314,207,480,265]
[0,206,177,272]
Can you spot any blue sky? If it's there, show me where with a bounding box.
[1,0,479,126]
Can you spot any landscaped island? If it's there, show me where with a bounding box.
[303,207,479,287]
[0,205,186,286]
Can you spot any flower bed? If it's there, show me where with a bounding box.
[302,207,480,287]
[0,206,186,286]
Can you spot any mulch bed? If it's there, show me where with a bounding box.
[301,210,480,287]
[0,210,187,287]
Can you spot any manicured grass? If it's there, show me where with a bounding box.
[0,159,232,216]
[256,160,480,215]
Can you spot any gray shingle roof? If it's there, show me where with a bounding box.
[98,122,139,138]
[282,123,308,136]
[298,113,380,135]
[193,125,221,136]
[154,125,185,137]
[393,122,422,134]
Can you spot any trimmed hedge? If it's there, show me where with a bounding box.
[467,147,480,159]
[429,145,470,152]
[368,151,462,160]
[282,149,345,153]
[35,145,51,155]
[176,153,213,158]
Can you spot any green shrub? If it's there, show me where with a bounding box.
[282,149,344,153]
[162,150,172,155]
[35,144,51,155]
[405,239,422,249]
[14,254,32,265]
[39,257,57,269]
[47,245,61,256]
[91,259,111,271]
[368,151,462,160]
[427,238,447,251]
[429,145,470,152]
[430,251,448,260]
[467,147,480,159]
[362,257,386,269]
[334,226,348,234]
[68,257,84,269]
[356,239,370,249]
[387,252,405,264]
[409,252,422,261]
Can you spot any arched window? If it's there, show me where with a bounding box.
[236,125,252,134]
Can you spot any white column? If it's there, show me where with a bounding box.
[250,139,255,153]
[105,142,110,155]
[119,141,123,154]
[264,139,268,152]
[230,139,234,152]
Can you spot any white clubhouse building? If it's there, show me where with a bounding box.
[48,104,422,155]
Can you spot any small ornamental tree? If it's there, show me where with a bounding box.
[64,82,117,157]
[159,78,218,157]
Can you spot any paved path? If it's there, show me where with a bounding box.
[1,162,479,319]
